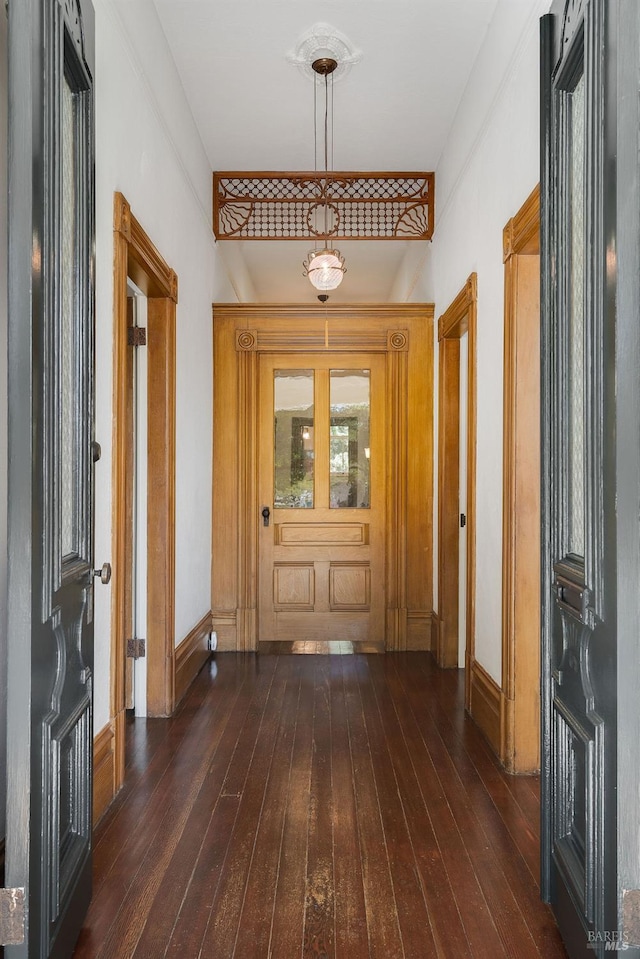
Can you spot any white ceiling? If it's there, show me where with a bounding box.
[151,0,504,303]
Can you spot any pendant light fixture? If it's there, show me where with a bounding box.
[303,56,346,292]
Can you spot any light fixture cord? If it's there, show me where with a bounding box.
[331,70,334,173]
[324,72,329,240]
[314,69,318,173]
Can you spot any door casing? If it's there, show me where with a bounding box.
[436,275,477,685]
[501,186,541,774]
[111,193,178,798]
[212,305,435,652]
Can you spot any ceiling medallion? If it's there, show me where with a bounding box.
[287,23,362,83]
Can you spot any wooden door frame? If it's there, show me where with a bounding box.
[212,305,434,652]
[112,193,177,792]
[436,275,477,696]
[500,186,540,773]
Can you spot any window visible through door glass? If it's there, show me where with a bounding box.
[568,72,585,557]
[274,370,314,508]
[61,74,79,558]
[330,370,370,508]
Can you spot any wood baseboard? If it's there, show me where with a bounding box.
[211,608,238,651]
[175,611,213,704]
[406,610,434,651]
[468,658,502,758]
[430,612,441,654]
[94,720,116,825]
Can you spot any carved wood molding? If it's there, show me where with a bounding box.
[113,192,131,240]
[387,330,409,352]
[385,346,409,651]
[503,185,540,261]
[438,273,477,340]
[213,172,435,241]
[113,191,177,303]
[235,330,258,352]
[233,328,410,354]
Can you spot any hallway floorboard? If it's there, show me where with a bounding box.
[72,653,567,959]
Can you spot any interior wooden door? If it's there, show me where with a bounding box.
[258,353,385,644]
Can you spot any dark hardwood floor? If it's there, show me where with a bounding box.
[73,652,567,959]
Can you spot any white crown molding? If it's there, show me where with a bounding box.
[287,22,362,82]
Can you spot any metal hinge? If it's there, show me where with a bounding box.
[460,513,466,528]
[0,888,25,945]
[126,638,146,659]
[127,326,147,347]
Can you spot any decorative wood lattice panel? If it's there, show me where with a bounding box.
[213,172,434,240]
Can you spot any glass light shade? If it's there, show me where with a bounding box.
[303,248,346,291]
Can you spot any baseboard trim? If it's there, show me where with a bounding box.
[430,612,441,654]
[406,610,434,651]
[175,611,213,705]
[468,658,502,759]
[94,720,116,825]
[211,608,238,651]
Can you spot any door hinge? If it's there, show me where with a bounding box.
[127,326,147,347]
[460,513,466,528]
[126,638,146,659]
[0,888,25,945]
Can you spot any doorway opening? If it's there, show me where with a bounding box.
[436,274,477,689]
[124,281,148,718]
[211,305,435,653]
[500,185,540,774]
[109,193,178,804]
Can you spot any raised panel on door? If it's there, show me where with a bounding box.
[258,353,385,644]
[7,0,96,956]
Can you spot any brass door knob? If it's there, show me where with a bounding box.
[94,563,112,585]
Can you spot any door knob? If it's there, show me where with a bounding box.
[261,506,271,527]
[94,563,112,585]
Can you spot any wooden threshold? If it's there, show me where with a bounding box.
[258,640,385,655]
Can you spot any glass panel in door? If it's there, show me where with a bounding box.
[274,370,314,508]
[329,369,370,508]
[568,72,585,558]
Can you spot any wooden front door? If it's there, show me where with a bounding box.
[212,305,434,654]
[6,0,96,955]
[258,353,385,645]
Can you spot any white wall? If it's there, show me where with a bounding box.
[93,0,236,730]
[409,0,550,683]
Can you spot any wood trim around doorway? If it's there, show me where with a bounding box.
[500,185,540,773]
[211,304,435,652]
[436,274,477,682]
[111,193,178,795]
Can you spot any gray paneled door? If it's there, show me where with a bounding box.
[6,0,96,957]
[541,2,640,958]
